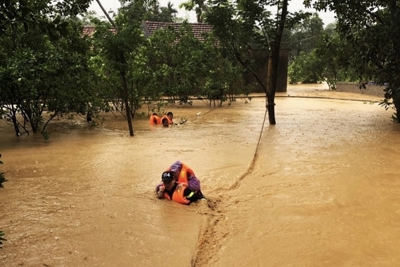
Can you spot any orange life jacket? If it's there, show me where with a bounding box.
[160,115,173,125]
[167,163,195,185]
[163,183,192,205]
[149,114,161,125]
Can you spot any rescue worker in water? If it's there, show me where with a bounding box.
[161,112,174,126]
[149,113,161,125]
[156,171,204,204]
[149,112,174,126]
[155,160,201,193]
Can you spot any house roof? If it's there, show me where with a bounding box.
[82,26,116,37]
[82,26,96,36]
[142,21,213,41]
[82,21,213,41]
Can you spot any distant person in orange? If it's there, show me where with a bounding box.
[160,112,174,126]
[156,171,203,205]
[149,113,161,125]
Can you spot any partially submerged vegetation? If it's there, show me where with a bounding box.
[1,0,399,139]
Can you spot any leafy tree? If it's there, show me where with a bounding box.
[307,0,400,122]
[146,24,205,103]
[102,0,177,22]
[160,2,178,22]
[0,0,91,38]
[288,20,361,89]
[0,1,98,137]
[200,35,247,106]
[180,0,208,22]
[92,0,151,136]
[173,23,216,102]
[286,13,324,61]
[288,50,324,84]
[135,21,245,108]
[314,29,362,89]
[206,0,309,124]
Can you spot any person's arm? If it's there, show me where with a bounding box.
[156,185,165,199]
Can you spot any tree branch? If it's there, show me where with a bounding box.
[95,0,117,29]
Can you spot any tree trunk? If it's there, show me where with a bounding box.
[393,89,400,123]
[10,114,21,136]
[95,2,134,135]
[95,0,117,28]
[265,0,289,125]
[120,70,134,136]
[266,56,276,124]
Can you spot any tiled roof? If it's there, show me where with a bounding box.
[82,26,116,37]
[82,26,96,36]
[82,22,212,41]
[142,21,213,41]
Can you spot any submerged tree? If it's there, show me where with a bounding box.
[308,0,400,122]
[286,13,324,60]
[137,21,245,108]
[92,0,155,136]
[0,0,97,137]
[206,0,309,124]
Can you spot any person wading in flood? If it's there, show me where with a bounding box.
[149,113,161,125]
[156,160,202,193]
[160,112,174,126]
[156,171,204,205]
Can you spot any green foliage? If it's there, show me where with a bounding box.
[285,13,324,62]
[206,0,309,92]
[138,21,244,107]
[41,131,50,140]
[159,2,178,22]
[0,1,100,137]
[315,32,361,87]
[206,0,268,95]
[309,0,400,122]
[0,0,92,38]
[1,0,305,137]
[288,18,367,89]
[288,50,324,84]
[180,0,207,22]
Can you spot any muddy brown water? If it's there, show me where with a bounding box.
[1,84,400,267]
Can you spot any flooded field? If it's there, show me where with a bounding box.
[1,84,400,267]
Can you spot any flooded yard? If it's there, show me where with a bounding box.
[1,84,400,267]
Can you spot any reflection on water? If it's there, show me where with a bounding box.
[1,90,400,267]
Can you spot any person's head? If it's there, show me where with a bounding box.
[161,171,176,190]
[167,112,173,120]
[162,118,169,127]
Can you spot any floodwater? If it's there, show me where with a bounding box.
[1,84,400,267]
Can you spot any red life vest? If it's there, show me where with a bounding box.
[163,183,192,205]
[149,114,161,125]
[167,163,195,185]
[160,115,173,125]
